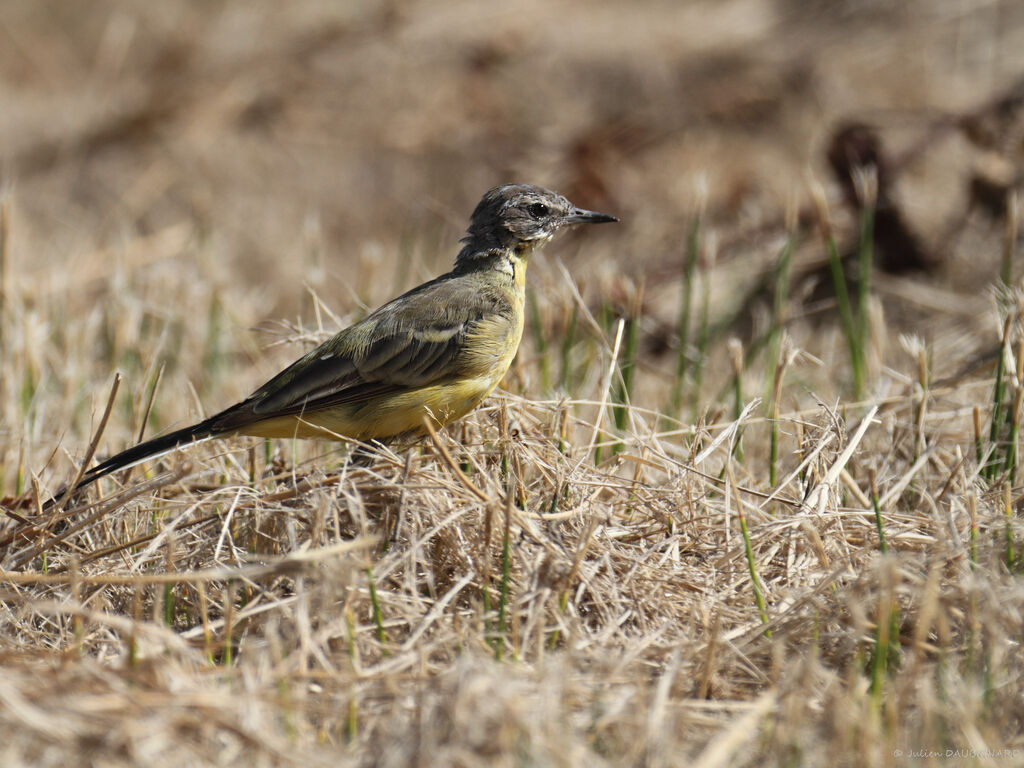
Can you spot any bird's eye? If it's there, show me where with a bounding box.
[527,203,550,218]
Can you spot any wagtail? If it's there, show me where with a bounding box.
[54,184,617,498]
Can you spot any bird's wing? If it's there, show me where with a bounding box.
[211,274,511,428]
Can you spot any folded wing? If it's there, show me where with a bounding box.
[210,275,510,431]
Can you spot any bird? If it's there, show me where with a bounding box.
[51,184,617,501]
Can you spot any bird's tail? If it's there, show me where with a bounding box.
[46,419,218,508]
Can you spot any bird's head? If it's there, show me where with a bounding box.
[459,184,617,260]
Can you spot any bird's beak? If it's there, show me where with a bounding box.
[565,207,619,225]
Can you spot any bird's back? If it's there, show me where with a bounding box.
[212,265,524,441]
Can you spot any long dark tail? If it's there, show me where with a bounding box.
[47,418,219,507]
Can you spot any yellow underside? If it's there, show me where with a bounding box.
[242,260,526,444]
[239,375,502,441]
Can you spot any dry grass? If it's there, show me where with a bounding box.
[3,1,1024,765]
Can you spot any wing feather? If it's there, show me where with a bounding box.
[211,274,513,432]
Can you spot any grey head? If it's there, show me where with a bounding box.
[456,184,617,268]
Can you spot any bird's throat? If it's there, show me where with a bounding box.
[509,252,528,290]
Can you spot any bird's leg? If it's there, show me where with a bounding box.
[349,440,389,467]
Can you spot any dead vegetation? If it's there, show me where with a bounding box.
[3,1,1024,765]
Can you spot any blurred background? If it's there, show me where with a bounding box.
[3,0,1024,463]
[7,6,1024,763]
